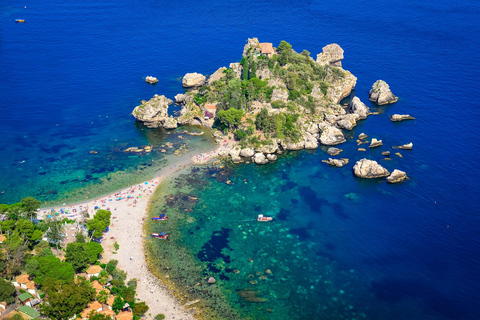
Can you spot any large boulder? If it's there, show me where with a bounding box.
[316,44,344,68]
[240,148,255,158]
[386,169,408,183]
[336,114,360,130]
[304,132,319,149]
[163,117,178,129]
[208,67,227,85]
[256,140,279,154]
[145,76,158,84]
[369,80,398,105]
[271,88,289,103]
[348,97,371,120]
[390,114,415,122]
[253,153,268,165]
[182,73,206,88]
[318,122,346,145]
[229,148,242,163]
[369,138,383,148]
[175,94,186,104]
[353,159,390,178]
[266,154,277,161]
[131,94,170,128]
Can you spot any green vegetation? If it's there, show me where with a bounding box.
[87,209,111,238]
[65,241,103,272]
[0,278,16,304]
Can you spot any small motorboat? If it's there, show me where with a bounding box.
[257,214,273,222]
[152,214,168,221]
[15,19,25,23]
[151,232,169,240]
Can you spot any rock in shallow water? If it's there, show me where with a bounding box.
[353,159,390,178]
[327,147,343,156]
[182,72,206,88]
[322,158,349,167]
[145,76,158,84]
[390,114,415,122]
[369,138,383,148]
[387,169,408,183]
[369,80,398,105]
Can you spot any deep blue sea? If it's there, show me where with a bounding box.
[2,0,480,319]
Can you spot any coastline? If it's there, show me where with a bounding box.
[37,141,233,320]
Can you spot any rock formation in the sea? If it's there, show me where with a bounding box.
[182,72,206,88]
[369,80,398,105]
[369,138,383,148]
[280,139,305,151]
[163,117,178,129]
[131,94,173,128]
[229,148,242,163]
[322,158,349,167]
[145,76,158,84]
[208,67,227,85]
[336,114,360,130]
[319,122,346,145]
[395,142,413,150]
[386,169,408,183]
[327,147,343,156]
[348,97,371,120]
[358,133,367,140]
[240,148,255,158]
[304,132,319,149]
[316,44,344,68]
[253,153,268,165]
[390,114,415,122]
[326,70,357,104]
[266,154,277,161]
[353,159,390,178]
[382,151,390,157]
[207,277,216,284]
[175,94,186,104]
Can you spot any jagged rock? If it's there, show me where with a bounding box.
[256,140,279,154]
[208,67,227,85]
[304,132,319,149]
[327,71,357,104]
[316,44,344,68]
[281,139,305,150]
[353,159,390,178]
[305,123,320,135]
[131,94,170,128]
[336,114,360,130]
[145,76,158,84]
[369,138,383,148]
[163,117,178,129]
[348,97,370,120]
[229,148,242,163]
[175,94,186,104]
[358,133,367,140]
[271,88,289,103]
[397,142,413,150]
[229,62,242,79]
[387,169,408,183]
[266,154,277,161]
[243,38,261,57]
[327,147,343,156]
[240,148,255,158]
[369,80,398,105]
[390,114,415,122]
[310,84,325,101]
[253,153,268,165]
[257,68,273,81]
[318,122,346,145]
[207,277,216,284]
[182,73,206,88]
[268,78,287,89]
[382,151,390,157]
[322,158,349,167]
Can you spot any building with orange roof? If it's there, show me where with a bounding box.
[14,274,30,289]
[81,307,97,319]
[89,301,102,311]
[0,234,6,243]
[116,311,133,320]
[204,104,218,119]
[106,295,115,308]
[25,280,38,298]
[86,265,103,279]
[90,280,104,293]
[99,308,116,318]
[259,43,274,57]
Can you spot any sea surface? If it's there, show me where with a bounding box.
[2,0,480,319]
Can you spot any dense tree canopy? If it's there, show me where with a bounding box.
[0,278,16,304]
[87,209,111,238]
[28,255,75,286]
[215,108,244,129]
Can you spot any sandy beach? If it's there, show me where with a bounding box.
[37,142,235,320]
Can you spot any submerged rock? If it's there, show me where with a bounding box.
[369,80,398,105]
[390,114,415,122]
[207,277,216,284]
[145,76,158,84]
[237,290,266,303]
[353,159,390,178]
[387,169,408,183]
[369,138,383,148]
[327,147,343,156]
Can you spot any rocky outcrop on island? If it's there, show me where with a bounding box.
[174,94,186,104]
[208,67,227,85]
[280,139,305,151]
[182,73,206,88]
[336,114,360,130]
[322,158,349,167]
[253,153,268,165]
[327,147,343,156]
[326,70,357,104]
[318,122,346,145]
[353,159,390,178]
[390,114,415,122]
[369,138,383,148]
[316,44,344,68]
[369,80,398,105]
[348,97,371,120]
[386,169,408,183]
[163,117,178,129]
[145,76,158,84]
[132,94,173,128]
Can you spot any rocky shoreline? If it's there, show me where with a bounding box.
[132,38,413,183]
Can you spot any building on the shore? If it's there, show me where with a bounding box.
[86,265,102,279]
[18,305,40,319]
[204,104,217,119]
[18,292,34,306]
[259,42,274,57]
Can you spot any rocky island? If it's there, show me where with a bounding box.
[132,38,411,182]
